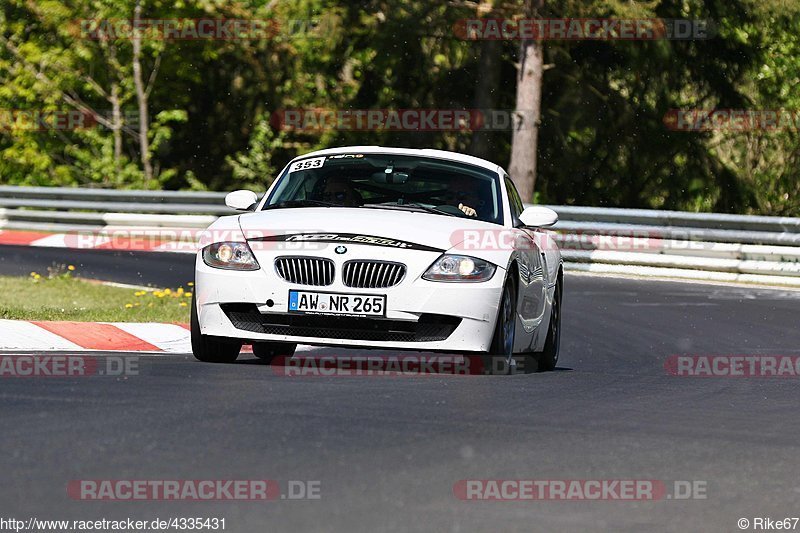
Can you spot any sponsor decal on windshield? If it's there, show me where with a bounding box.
[249,233,443,252]
[326,153,364,160]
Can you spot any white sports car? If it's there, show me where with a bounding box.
[192,146,562,374]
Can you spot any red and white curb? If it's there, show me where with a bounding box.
[0,320,313,354]
[0,229,197,253]
[0,320,192,352]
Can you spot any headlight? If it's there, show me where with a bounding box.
[202,241,260,271]
[422,255,496,282]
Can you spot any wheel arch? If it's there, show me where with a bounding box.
[505,258,520,290]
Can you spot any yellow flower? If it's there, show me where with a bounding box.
[67,265,75,271]
[153,291,164,298]
[179,302,188,307]
[125,303,133,309]
[164,288,172,295]
[185,292,192,298]
[134,291,146,297]
[187,282,194,286]
[30,272,37,277]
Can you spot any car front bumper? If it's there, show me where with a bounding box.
[195,252,506,353]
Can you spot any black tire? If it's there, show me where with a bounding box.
[252,342,297,363]
[482,278,517,375]
[537,280,562,372]
[190,293,241,363]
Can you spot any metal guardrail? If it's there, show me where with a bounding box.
[0,185,227,203]
[536,206,800,286]
[542,205,800,233]
[0,186,230,215]
[0,185,799,286]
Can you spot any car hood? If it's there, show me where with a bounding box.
[237,207,503,253]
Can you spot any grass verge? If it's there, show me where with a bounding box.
[0,269,192,322]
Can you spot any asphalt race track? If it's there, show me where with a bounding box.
[0,245,194,287]
[2,247,800,532]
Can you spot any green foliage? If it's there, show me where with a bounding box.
[713,10,800,215]
[226,117,286,189]
[0,0,797,214]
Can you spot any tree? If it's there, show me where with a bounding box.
[131,0,154,183]
[0,0,793,217]
[508,0,545,203]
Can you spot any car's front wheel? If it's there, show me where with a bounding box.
[190,293,241,363]
[252,342,297,364]
[537,280,562,372]
[482,278,517,375]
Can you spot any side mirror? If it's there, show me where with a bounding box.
[519,206,558,228]
[225,189,258,211]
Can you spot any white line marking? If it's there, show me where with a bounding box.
[0,320,82,350]
[29,234,69,248]
[111,322,191,353]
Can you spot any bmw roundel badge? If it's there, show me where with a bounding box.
[335,245,347,255]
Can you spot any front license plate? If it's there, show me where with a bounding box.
[288,290,386,317]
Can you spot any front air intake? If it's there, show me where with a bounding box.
[274,257,335,286]
[342,260,406,289]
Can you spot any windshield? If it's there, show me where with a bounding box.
[264,153,502,224]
